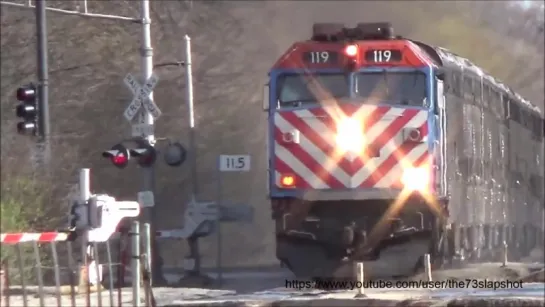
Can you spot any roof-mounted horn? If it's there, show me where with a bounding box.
[311,23,345,41]
[356,22,395,40]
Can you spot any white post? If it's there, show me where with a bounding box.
[354,262,366,298]
[141,0,154,144]
[131,222,141,307]
[184,35,198,197]
[78,168,91,300]
[424,253,432,282]
[82,0,88,14]
[79,168,91,203]
[502,241,508,267]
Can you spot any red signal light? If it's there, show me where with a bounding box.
[16,86,36,102]
[112,154,129,166]
[129,141,157,168]
[102,144,130,169]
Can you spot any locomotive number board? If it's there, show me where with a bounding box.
[364,49,403,63]
[302,51,339,64]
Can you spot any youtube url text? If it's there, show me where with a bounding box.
[286,279,523,291]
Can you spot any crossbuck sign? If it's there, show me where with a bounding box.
[123,73,162,122]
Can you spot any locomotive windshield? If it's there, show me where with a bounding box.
[275,71,428,108]
[276,73,349,108]
[355,71,427,107]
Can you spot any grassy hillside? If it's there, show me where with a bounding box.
[1,0,542,268]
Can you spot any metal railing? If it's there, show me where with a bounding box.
[1,222,154,307]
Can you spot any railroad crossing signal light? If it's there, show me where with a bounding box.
[15,83,38,135]
[102,144,131,169]
[129,140,157,168]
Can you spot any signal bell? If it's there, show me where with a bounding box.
[163,142,187,167]
[102,144,131,169]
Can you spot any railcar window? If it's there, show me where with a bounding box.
[502,94,510,120]
[276,73,349,107]
[529,175,543,198]
[526,110,535,132]
[522,108,532,131]
[474,79,482,105]
[483,84,492,112]
[492,89,503,119]
[354,71,427,107]
[530,112,542,138]
[462,75,473,102]
[453,71,462,97]
[520,108,527,128]
[510,101,521,124]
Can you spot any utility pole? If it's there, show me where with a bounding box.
[35,0,51,166]
[183,35,202,277]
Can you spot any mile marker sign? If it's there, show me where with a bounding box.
[218,155,251,172]
[123,73,162,122]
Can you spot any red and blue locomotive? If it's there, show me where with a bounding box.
[261,22,544,280]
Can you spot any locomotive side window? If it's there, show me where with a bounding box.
[442,72,451,93]
[449,71,461,97]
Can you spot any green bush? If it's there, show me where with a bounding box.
[1,175,48,285]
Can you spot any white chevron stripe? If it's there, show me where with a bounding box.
[275,115,350,185]
[352,111,428,187]
[361,108,406,146]
[275,141,328,189]
[374,143,429,188]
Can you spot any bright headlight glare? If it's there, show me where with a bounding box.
[335,118,364,153]
[401,167,429,191]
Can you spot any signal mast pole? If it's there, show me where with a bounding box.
[35,0,51,167]
[139,0,166,285]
